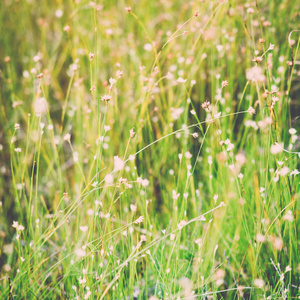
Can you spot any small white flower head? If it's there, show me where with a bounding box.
[178,153,183,161]
[14,123,20,130]
[177,220,187,230]
[253,278,265,289]
[213,194,218,203]
[277,166,290,176]
[246,66,266,82]
[172,190,180,201]
[130,128,135,138]
[177,77,187,83]
[12,221,25,231]
[114,156,125,172]
[238,173,244,179]
[55,9,63,18]
[268,43,275,50]
[104,125,111,132]
[64,133,71,142]
[79,226,88,232]
[247,106,256,115]
[101,94,111,101]
[104,174,114,185]
[185,151,192,159]
[143,43,153,52]
[34,97,48,116]
[75,248,86,257]
[289,128,297,135]
[170,233,175,240]
[130,204,137,212]
[290,169,299,176]
[89,52,95,61]
[78,277,86,284]
[134,216,144,224]
[270,142,283,155]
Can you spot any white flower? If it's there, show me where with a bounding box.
[64,133,71,142]
[78,277,86,284]
[246,66,266,82]
[79,226,88,232]
[289,128,297,135]
[104,174,114,184]
[277,167,290,176]
[290,169,299,176]
[254,278,265,289]
[170,234,175,240]
[34,97,48,116]
[134,216,144,224]
[130,204,137,212]
[171,107,184,120]
[177,77,187,83]
[270,143,283,155]
[144,43,153,52]
[177,220,187,230]
[238,173,244,179]
[114,156,125,171]
[172,190,180,201]
[75,249,86,257]
[247,106,256,115]
[185,151,192,159]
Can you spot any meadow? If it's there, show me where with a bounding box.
[0,0,300,299]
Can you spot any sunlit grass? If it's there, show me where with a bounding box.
[0,0,299,299]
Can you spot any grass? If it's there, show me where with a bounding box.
[0,0,299,299]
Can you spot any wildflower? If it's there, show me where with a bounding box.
[144,43,153,52]
[104,174,114,184]
[201,101,210,109]
[63,25,70,32]
[270,143,283,155]
[238,173,244,179]
[170,234,175,240]
[290,169,299,176]
[130,204,137,212]
[116,70,123,78]
[134,216,144,224]
[252,56,263,63]
[177,77,187,83]
[12,221,25,231]
[246,66,265,82]
[55,9,63,18]
[172,190,180,201]
[90,85,96,92]
[104,125,111,132]
[14,123,20,130]
[37,73,43,79]
[64,133,71,142]
[289,128,297,135]
[177,220,187,230]
[101,94,111,101]
[268,43,275,50]
[114,156,125,171]
[194,11,199,17]
[221,80,228,88]
[185,151,192,159]
[130,128,135,137]
[247,106,256,115]
[89,52,95,61]
[34,97,48,116]
[75,249,86,257]
[254,278,265,289]
[125,6,131,13]
[79,226,88,232]
[277,167,290,176]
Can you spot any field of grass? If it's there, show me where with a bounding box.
[0,0,300,299]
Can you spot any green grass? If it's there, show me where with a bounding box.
[0,0,299,299]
